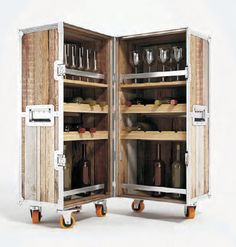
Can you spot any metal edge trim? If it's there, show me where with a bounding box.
[122,184,186,195]
[19,23,58,34]
[18,30,24,205]
[186,28,191,205]
[119,27,188,39]
[57,22,65,210]
[64,184,105,197]
[121,70,187,80]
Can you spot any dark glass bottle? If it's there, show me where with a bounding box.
[153,144,165,197]
[72,144,91,191]
[171,143,185,199]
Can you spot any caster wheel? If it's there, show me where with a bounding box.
[95,205,107,217]
[185,206,196,219]
[131,200,145,213]
[31,210,42,224]
[60,214,76,229]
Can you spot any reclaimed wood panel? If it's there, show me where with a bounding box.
[25,126,37,200]
[22,29,59,203]
[189,35,209,199]
[64,142,72,191]
[22,29,58,111]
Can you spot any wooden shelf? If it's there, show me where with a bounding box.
[120,131,186,141]
[64,103,108,113]
[120,80,186,89]
[121,103,186,114]
[64,79,108,88]
[64,131,108,141]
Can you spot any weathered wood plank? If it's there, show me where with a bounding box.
[22,29,59,204]
[45,126,55,202]
[25,127,37,200]
[189,35,209,199]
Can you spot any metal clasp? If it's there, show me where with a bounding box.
[191,105,209,126]
[54,151,66,169]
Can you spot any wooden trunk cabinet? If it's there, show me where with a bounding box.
[19,22,210,228]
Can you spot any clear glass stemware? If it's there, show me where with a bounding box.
[159,48,169,82]
[144,48,154,82]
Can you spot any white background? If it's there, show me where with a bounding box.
[0,0,236,246]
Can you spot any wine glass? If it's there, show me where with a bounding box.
[85,48,91,82]
[172,46,183,80]
[64,43,70,68]
[130,50,140,83]
[71,44,77,69]
[158,48,169,82]
[144,48,154,82]
[77,46,84,81]
[93,50,98,72]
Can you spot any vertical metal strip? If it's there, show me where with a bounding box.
[186,28,191,205]
[57,22,64,210]
[207,37,211,197]
[18,30,24,204]
[112,37,117,197]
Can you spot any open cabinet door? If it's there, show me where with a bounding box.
[20,24,63,206]
[186,30,210,204]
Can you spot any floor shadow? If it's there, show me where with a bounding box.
[109,208,186,223]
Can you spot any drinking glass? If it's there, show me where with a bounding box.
[158,48,169,82]
[172,46,183,80]
[144,48,154,82]
[130,50,140,83]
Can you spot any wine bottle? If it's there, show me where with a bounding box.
[126,121,157,132]
[83,98,96,107]
[72,144,91,192]
[171,143,185,199]
[125,95,145,107]
[98,101,106,110]
[64,124,71,132]
[153,143,165,197]
[89,127,96,134]
[154,99,178,106]
[71,97,84,104]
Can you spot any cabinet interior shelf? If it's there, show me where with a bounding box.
[121,131,186,141]
[64,131,108,141]
[64,184,105,197]
[64,79,108,88]
[122,183,186,195]
[120,80,186,89]
[122,194,185,204]
[64,194,110,209]
[121,103,186,114]
[64,103,108,113]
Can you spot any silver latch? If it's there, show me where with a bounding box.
[26,105,54,127]
[185,66,190,79]
[54,60,65,80]
[191,105,209,126]
[54,151,66,169]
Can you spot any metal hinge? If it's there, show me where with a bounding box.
[185,66,190,79]
[185,152,189,166]
[54,60,65,80]
[54,151,66,169]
